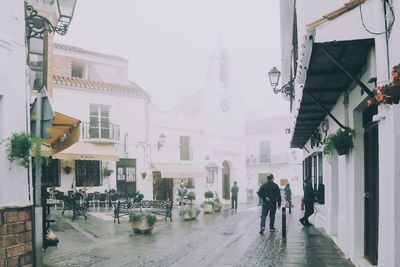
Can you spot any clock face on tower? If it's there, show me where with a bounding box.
[221,99,230,112]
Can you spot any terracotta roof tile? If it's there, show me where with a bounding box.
[307,0,366,30]
[54,43,128,62]
[53,76,150,98]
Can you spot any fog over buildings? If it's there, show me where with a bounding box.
[56,0,288,116]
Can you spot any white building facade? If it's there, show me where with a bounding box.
[51,44,153,199]
[280,0,400,266]
[245,114,303,198]
[149,48,246,205]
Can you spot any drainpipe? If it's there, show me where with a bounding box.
[373,0,390,83]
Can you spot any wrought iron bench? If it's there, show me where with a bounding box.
[61,196,89,220]
[113,200,173,224]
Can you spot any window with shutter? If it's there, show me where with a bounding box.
[75,160,102,186]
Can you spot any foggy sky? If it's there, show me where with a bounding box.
[56,0,289,116]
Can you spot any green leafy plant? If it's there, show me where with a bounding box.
[323,128,355,156]
[204,191,214,200]
[103,166,113,177]
[129,212,157,227]
[63,166,72,174]
[6,132,42,168]
[179,206,200,218]
[187,192,195,204]
[133,191,144,203]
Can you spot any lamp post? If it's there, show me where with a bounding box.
[25,1,77,266]
[268,67,295,111]
[25,0,77,40]
[268,67,294,97]
[158,133,166,151]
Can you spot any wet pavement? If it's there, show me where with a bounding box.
[43,200,354,267]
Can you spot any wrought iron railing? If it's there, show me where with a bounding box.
[81,122,120,141]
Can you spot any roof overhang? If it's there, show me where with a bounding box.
[291,38,374,148]
[152,163,207,179]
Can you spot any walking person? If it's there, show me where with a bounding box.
[284,183,292,207]
[231,181,239,210]
[177,184,187,207]
[257,174,281,234]
[299,178,316,226]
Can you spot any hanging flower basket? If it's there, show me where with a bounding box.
[368,63,400,106]
[323,128,355,156]
[333,144,350,156]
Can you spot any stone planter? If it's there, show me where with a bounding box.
[182,212,197,221]
[179,206,200,221]
[130,218,154,234]
[203,203,213,214]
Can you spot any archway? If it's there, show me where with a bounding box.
[222,161,231,200]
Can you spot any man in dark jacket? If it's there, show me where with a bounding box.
[300,178,315,226]
[231,181,239,210]
[257,173,281,234]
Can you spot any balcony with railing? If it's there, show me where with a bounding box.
[81,122,120,143]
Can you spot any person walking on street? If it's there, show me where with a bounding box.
[231,181,239,210]
[284,183,292,207]
[299,178,316,226]
[257,174,281,234]
[177,184,187,207]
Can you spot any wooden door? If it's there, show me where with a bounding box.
[116,159,136,197]
[364,117,379,265]
[222,161,230,200]
[152,172,173,201]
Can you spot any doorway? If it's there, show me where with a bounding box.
[116,159,136,197]
[152,172,173,201]
[363,106,379,265]
[222,161,230,200]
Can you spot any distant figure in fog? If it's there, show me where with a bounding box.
[177,184,187,206]
[284,183,292,205]
[231,181,239,210]
[257,174,281,234]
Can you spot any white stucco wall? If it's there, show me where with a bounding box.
[52,85,151,197]
[149,86,246,205]
[245,115,303,197]
[0,0,31,206]
[282,0,400,266]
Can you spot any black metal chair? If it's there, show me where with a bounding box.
[61,196,89,220]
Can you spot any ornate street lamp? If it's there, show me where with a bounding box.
[158,133,166,151]
[25,0,77,40]
[268,67,294,97]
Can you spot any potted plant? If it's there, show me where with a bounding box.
[212,200,223,212]
[201,191,214,214]
[103,166,113,177]
[179,192,200,220]
[141,172,147,179]
[5,132,40,168]
[129,191,157,234]
[129,212,157,234]
[323,128,355,156]
[368,63,400,106]
[63,166,72,174]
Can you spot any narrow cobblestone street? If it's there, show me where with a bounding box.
[43,201,354,267]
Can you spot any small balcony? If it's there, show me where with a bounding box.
[81,122,120,143]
